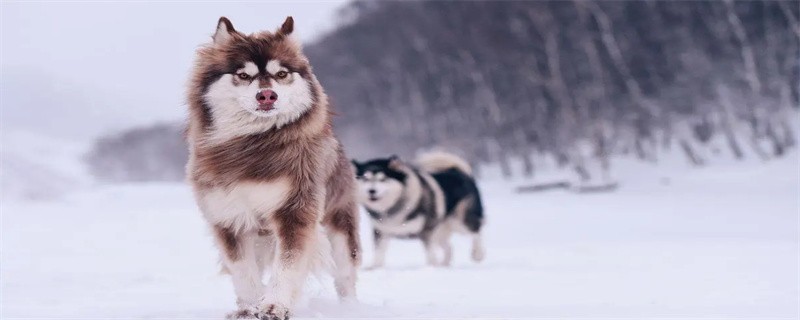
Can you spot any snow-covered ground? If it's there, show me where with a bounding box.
[2,151,798,319]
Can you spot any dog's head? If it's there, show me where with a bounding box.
[352,155,408,211]
[192,17,317,136]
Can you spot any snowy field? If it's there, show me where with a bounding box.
[2,151,798,319]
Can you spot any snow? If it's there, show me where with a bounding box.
[2,151,798,318]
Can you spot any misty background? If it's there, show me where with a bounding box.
[1,1,345,139]
[2,1,797,190]
[1,1,347,196]
[2,1,799,318]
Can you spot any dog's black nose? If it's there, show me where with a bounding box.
[368,189,376,195]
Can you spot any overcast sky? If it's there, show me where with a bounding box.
[1,1,349,140]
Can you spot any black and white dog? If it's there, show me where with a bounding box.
[352,152,485,268]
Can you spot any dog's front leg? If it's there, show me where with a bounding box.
[366,229,389,270]
[213,227,264,319]
[420,233,439,266]
[257,189,321,320]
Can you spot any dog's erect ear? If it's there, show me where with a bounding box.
[277,16,294,36]
[388,155,402,170]
[213,17,236,45]
[350,159,361,176]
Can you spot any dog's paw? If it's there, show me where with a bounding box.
[226,308,257,319]
[255,303,289,320]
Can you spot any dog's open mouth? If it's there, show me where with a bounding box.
[368,195,379,202]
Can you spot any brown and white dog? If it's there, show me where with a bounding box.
[186,16,360,320]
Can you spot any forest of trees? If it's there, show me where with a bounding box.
[86,0,799,182]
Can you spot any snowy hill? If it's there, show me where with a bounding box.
[2,150,797,318]
[0,131,89,201]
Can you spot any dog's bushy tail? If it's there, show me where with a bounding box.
[416,151,473,176]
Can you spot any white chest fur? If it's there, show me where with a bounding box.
[200,179,292,231]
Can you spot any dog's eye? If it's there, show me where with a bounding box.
[236,73,250,80]
[275,71,288,79]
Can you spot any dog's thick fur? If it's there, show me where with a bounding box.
[352,152,485,268]
[186,16,360,320]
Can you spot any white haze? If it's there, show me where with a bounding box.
[0,1,348,141]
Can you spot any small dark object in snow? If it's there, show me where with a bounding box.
[572,183,619,193]
[515,181,571,193]
[516,181,619,194]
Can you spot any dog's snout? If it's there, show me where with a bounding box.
[256,89,278,106]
